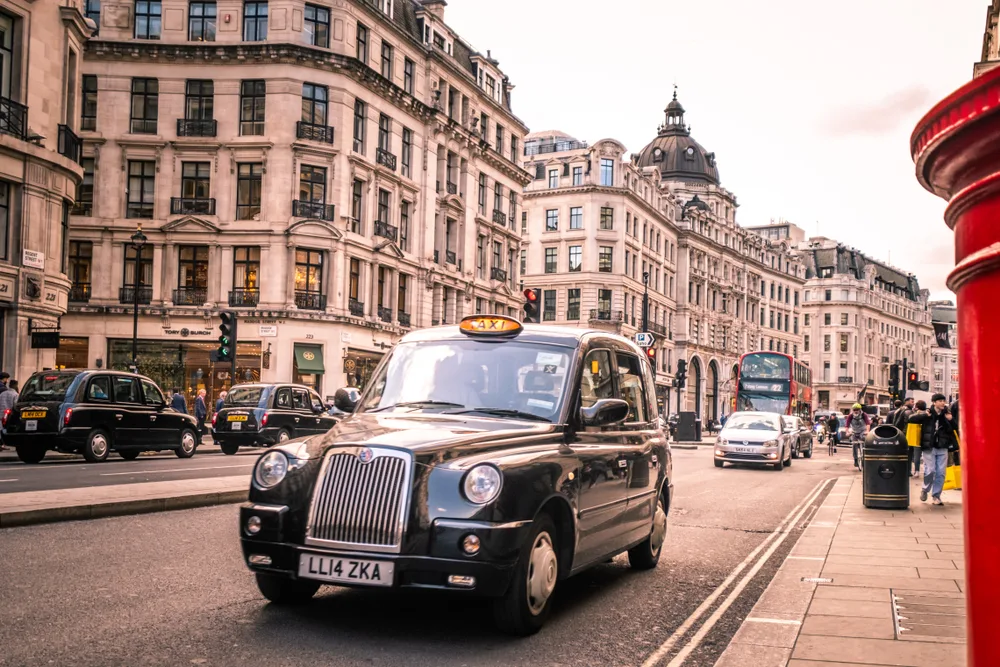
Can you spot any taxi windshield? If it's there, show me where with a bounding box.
[359,339,573,422]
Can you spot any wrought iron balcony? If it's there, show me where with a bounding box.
[348,298,364,317]
[68,284,91,303]
[589,309,623,322]
[119,286,152,305]
[492,209,507,225]
[71,200,93,216]
[170,197,216,215]
[296,120,334,144]
[446,181,457,195]
[378,306,392,323]
[292,200,336,221]
[173,287,208,306]
[649,322,667,336]
[490,267,507,282]
[57,124,82,163]
[398,312,411,328]
[229,288,259,308]
[0,97,28,141]
[376,148,397,171]
[176,118,218,137]
[374,220,398,242]
[295,291,327,311]
[446,250,457,265]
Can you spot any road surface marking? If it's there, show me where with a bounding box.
[100,464,254,476]
[640,477,833,667]
[0,478,18,482]
[744,618,801,625]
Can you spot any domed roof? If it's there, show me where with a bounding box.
[636,89,720,186]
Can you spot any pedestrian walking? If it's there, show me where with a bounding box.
[215,390,227,415]
[195,389,208,444]
[845,403,871,469]
[0,377,16,452]
[908,394,957,505]
[170,389,188,414]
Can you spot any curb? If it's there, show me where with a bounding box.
[0,489,247,528]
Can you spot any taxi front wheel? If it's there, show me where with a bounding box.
[255,573,320,605]
[493,513,559,636]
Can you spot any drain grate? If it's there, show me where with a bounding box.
[892,589,967,641]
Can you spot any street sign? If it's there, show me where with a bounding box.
[634,332,655,347]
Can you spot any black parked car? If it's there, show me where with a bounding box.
[240,316,672,636]
[213,383,339,456]
[3,370,200,464]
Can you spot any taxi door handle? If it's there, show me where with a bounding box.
[115,414,123,420]
[150,416,157,422]
[294,417,300,423]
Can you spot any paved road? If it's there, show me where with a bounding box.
[0,446,852,667]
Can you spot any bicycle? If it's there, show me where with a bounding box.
[851,433,865,470]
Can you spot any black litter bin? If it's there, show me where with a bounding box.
[676,412,697,442]
[863,424,910,509]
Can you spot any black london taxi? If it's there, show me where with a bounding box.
[3,370,200,464]
[240,316,672,635]
[213,383,339,455]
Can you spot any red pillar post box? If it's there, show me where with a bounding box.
[912,66,1000,666]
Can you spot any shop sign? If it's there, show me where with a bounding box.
[163,328,214,337]
[0,275,13,302]
[22,249,44,269]
[242,318,283,325]
[341,332,352,343]
[344,358,357,373]
[259,325,278,337]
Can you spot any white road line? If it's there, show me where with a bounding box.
[744,618,802,625]
[0,478,18,482]
[662,478,835,667]
[640,477,832,667]
[100,464,254,476]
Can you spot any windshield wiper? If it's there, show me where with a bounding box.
[446,408,551,422]
[369,401,466,413]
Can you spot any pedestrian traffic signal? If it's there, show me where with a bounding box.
[676,359,687,389]
[523,288,539,323]
[217,311,238,363]
[907,371,919,390]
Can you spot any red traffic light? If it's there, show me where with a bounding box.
[645,347,656,359]
[907,371,918,382]
[523,288,538,302]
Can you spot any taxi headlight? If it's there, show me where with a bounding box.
[254,451,289,489]
[463,464,503,505]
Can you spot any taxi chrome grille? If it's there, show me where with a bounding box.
[305,448,411,554]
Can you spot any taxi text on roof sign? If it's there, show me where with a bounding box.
[459,315,523,335]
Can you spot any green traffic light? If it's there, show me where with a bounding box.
[219,336,230,346]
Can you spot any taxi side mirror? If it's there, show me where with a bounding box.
[580,398,630,427]
[333,387,361,413]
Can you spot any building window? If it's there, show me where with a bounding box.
[296,249,324,297]
[81,75,98,131]
[351,179,363,234]
[380,40,393,79]
[823,334,831,352]
[356,22,369,62]
[600,158,614,186]
[841,313,848,325]
[67,240,92,300]
[569,246,582,272]
[401,127,412,177]
[84,0,101,24]
[304,4,330,47]
[541,290,556,321]
[243,1,268,41]
[233,246,260,291]
[377,188,390,227]
[398,273,409,316]
[299,165,326,204]
[399,200,410,252]
[378,113,391,151]
[480,112,489,142]
[302,83,328,127]
[134,1,162,40]
[545,209,558,231]
[600,207,613,230]
[492,241,503,274]
[184,80,214,120]
[496,124,504,155]
[73,158,95,216]
[188,1,216,41]
[511,136,519,163]
[840,333,849,353]
[599,246,613,273]
[570,206,583,230]
[804,314,810,326]
[548,169,559,189]
[573,166,583,186]
[123,243,154,291]
[236,163,262,220]
[403,57,415,94]
[544,248,557,274]
[177,245,209,292]
[129,78,158,134]
[598,289,612,316]
[567,289,581,320]
[509,190,517,227]
[353,98,366,153]
[493,181,504,215]
[180,162,211,201]
[126,160,156,218]
[824,313,831,326]
[824,289,831,301]
[804,335,810,352]
[239,80,265,135]
[520,249,526,275]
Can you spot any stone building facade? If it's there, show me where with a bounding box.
[60,0,530,403]
[0,0,90,381]
[976,0,1000,78]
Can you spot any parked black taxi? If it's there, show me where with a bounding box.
[240,316,672,635]
[213,383,339,455]
[3,370,200,463]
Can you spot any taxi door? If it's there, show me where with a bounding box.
[618,350,663,543]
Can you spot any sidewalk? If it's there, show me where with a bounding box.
[716,472,966,667]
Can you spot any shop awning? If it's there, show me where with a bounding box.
[294,344,325,373]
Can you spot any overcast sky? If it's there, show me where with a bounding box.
[447,0,985,300]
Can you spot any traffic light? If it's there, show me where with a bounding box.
[645,346,656,370]
[907,371,919,390]
[217,311,238,363]
[523,288,539,323]
[888,364,900,400]
[676,359,687,389]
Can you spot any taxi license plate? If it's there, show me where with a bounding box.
[231,422,242,431]
[228,415,248,422]
[25,420,37,431]
[21,411,46,419]
[298,554,393,587]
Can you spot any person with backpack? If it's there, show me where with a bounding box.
[845,403,871,470]
[908,394,957,505]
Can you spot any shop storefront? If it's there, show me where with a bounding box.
[293,343,324,392]
[344,348,385,392]
[56,336,90,369]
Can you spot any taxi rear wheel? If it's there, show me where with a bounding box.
[82,429,111,463]
[493,513,558,636]
[15,446,45,464]
[175,429,197,459]
[119,450,140,461]
[628,492,667,570]
[255,573,320,605]
[277,429,292,443]
[219,441,240,455]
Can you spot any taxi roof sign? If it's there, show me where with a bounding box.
[459,315,523,335]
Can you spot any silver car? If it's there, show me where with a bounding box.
[785,415,814,459]
[714,412,794,471]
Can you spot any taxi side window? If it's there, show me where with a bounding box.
[141,380,165,406]
[616,352,647,423]
[309,391,325,412]
[114,377,140,404]
[88,376,111,402]
[275,388,292,408]
[292,389,309,410]
[580,349,614,408]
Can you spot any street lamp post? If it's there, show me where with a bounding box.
[129,224,147,372]
[642,271,649,333]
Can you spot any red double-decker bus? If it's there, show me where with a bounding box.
[734,351,813,420]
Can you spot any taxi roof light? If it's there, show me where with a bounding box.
[459,315,523,336]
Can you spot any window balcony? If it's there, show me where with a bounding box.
[492,209,507,226]
[296,120,334,144]
[127,203,155,219]
[229,288,259,308]
[68,284,91,303]
[170,197,216,215]
[349,298,365,317]
[589,309,623,322]
[292,200,336,221]
[119,286,152,305]
[173,287,208,306]
[0,97,28,141]
[71,200,93,216]
[378,306,392,323]
[57,124,82,163]
[376,147,397,171]
[446,181,458,195]
[176,118,218,137]
[446,250,457,265]
[649,322,667,336]
[490,267,507,282]
[374,220,398,242]
[295,291,327,311]
[398,312,411,328]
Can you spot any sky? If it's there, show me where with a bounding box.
[446,0,987,301]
